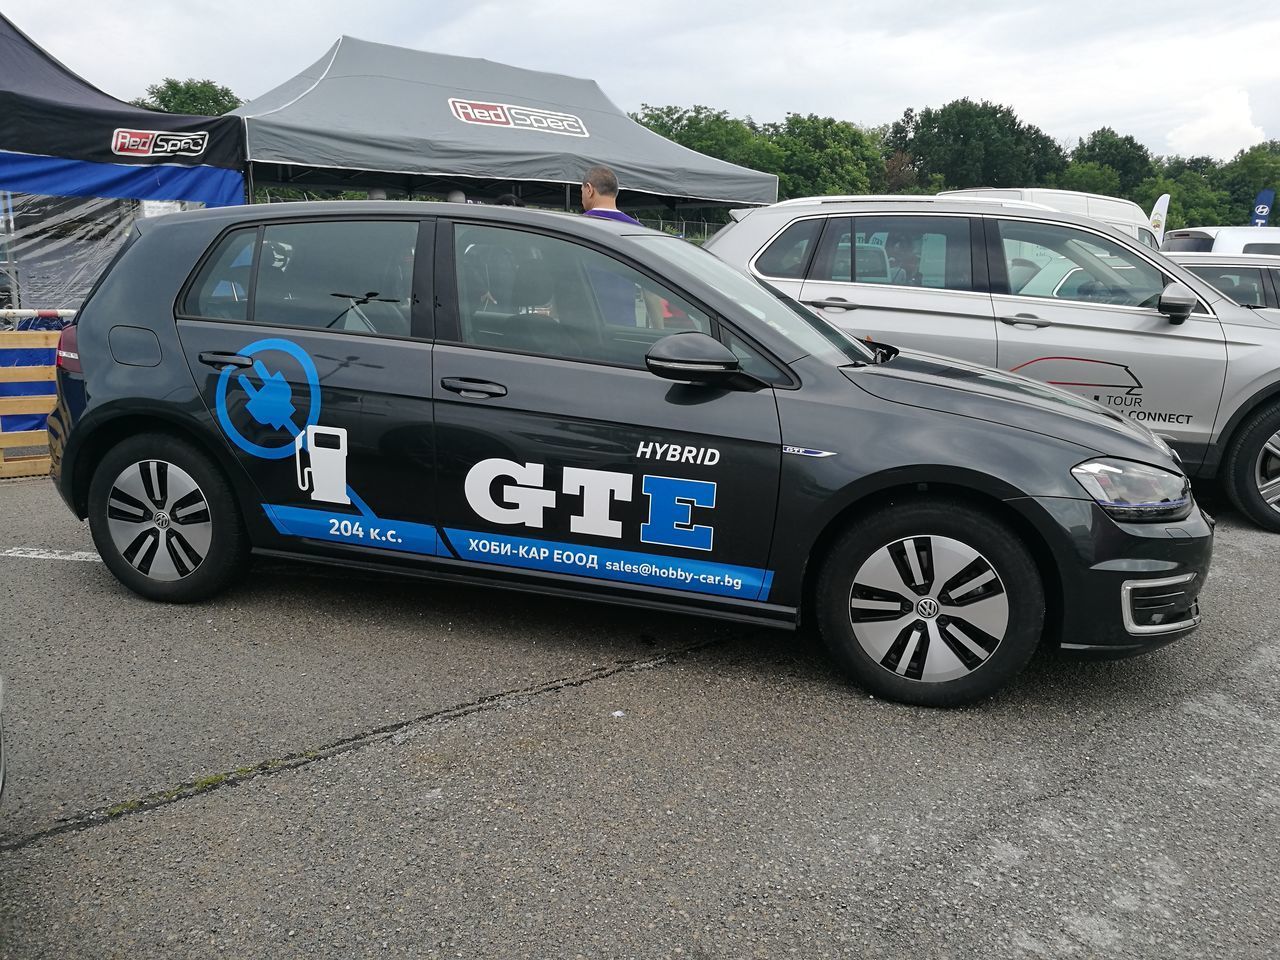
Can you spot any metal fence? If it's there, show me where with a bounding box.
[633,219,724,244]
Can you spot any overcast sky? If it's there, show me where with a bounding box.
[7,0,1279,160]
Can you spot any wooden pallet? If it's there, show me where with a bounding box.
[0,330,59,479]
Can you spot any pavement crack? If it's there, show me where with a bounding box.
[0,638,722,854]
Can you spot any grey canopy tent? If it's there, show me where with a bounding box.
[232,36,778,208]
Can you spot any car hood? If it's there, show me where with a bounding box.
[844,350,1181,467]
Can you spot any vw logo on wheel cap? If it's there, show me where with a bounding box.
[916,597,940,619]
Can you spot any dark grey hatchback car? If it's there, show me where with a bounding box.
[50,202,1213,706]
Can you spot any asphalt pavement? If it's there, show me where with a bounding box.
[1,475,1276,959]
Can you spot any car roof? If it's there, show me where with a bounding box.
[732,195,1134,235]
[138,200,661,242]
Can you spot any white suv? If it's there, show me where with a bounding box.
[706,196,1280,531]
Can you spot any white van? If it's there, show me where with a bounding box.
[1161,226,1280,256]
[939,188,1159,249]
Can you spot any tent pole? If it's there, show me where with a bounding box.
[565,183,570,212]
[244,162,255,205]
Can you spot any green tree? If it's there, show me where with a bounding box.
[1057,161,1121,196]
[761,113,885,198]
[631,104,781,176]
[1071,127,1154,194]
[131,78,241,116]
[888,99,1065,190]
[1213,141,1280,225]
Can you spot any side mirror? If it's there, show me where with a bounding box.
[645,332,743,386]
[1158,281,1197,325]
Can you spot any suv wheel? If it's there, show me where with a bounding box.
[816,500,1044,707]
[88,433,249,602]
[1223,402,1280,533]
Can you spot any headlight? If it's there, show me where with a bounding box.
[1071,458,1193,522]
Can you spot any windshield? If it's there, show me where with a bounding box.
[631,235,876,364]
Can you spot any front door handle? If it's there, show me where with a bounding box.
[998,313,1053,328]
[198,351,254,369]
[803,298,858,311]
[441,377,507,399]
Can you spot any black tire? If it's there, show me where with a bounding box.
[815,499,1045,707]
[1222,401,1280,533]
[87,432,249,602]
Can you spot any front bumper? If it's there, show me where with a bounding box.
[1021,497,1214,656]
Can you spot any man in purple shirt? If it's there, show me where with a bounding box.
[580,165,641,225]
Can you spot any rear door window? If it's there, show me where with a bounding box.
[253,221,417,337]
[810,215,973,291]
[182,220,419,337]
[183,229,256,321]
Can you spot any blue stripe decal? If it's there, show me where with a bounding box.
[444,528,772,600]
[263,504,439,556]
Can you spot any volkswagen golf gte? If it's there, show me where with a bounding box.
[49,203,1213,706]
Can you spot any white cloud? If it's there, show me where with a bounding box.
[3,0,1278,159]
[1166,89,1266,159]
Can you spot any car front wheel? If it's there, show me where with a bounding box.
[88,433,249,602]
[1223,401,1280,533]
[816,500,1045,707]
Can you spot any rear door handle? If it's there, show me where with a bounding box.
[198,351,254,369]
[998,313,1053,328]
[440,377,507,399]
[803,298,858,311]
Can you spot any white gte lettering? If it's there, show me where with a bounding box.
[464,458,557,527]
[464,458,715,549]
[561,466,632,538]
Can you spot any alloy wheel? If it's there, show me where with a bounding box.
[1255,428,1280,517]
[848,535,1009,683]
[105,460,214,581]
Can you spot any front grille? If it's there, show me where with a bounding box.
[1122,574,1201,636]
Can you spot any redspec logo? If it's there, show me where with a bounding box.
[448,98,589,138]
[111,129,210,158]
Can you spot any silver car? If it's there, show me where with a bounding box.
[1166,252,1280,317]
[706,197,1280,531]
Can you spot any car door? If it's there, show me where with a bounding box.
[176,216,440,556]
[987,216,1227,457]
[796,214,998,365]
[431,219,782,603]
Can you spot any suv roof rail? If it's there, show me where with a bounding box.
[769,194,1057,211]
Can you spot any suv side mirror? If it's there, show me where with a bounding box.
[1158,281,1197,325]
[645,332,744,386]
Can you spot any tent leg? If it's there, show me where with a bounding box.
[244,163,255,205]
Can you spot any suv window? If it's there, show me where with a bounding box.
[809,215,973,291]
[1183,265,1267,306]
[183,220,418,336]
[1243,243,1280,256]
[755,218,823,280]
[997,219,1166,309]
[451,224,712,367]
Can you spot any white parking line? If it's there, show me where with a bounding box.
[0,547,101,562]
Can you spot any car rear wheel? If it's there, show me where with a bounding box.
[1223,402,1280,533]
[816,500,1045,707]
[88,433,248,602]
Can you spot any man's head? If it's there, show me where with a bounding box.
[581,165,620,211]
